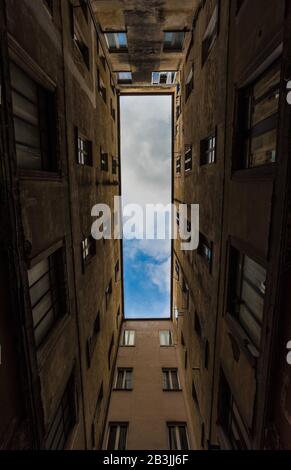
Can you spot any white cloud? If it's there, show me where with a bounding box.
[146,257,171,294]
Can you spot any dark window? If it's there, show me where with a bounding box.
[197,233,213,271]
[218,370,249,449]
[87,311,100,367]
[112,156,117,175]
[43,0,53,13]
[45,372,77,449]
[81,236,96,270]
[185,67,194,101]
[194,311,202,338]
[200,133,216,165]
[228,246,266,350]
[235,60,281,169]
[100,148,108,171]
[168,423,189,450]
[98,70,107,103]
[202,2,219,66]
[185,145,192,172]
[176,156,181,175]
[108,334,114,369]
[184,349,188,369]
[77,131,92,166]
[163,31,185,52]
[10,62,56,171]
[105,32,128,52]
[28,247,66,348]
[115,368,133,390]
[163,369,180,390]
[73,29,90,69]
[115,260,120,282]
[107,423,128,450]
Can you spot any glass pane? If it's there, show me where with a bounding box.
[28,259,49,287]
[252,88,280,126]
[163,371,170,389]
[117,32,127,48]
[160,330,171,345]
[171,370,179,390]
[239,304,261,348]
[31,288,53,326]
[243,256,266,294]
[29,272,51,307]
[12,91,38,126]
[34,306,55,346]
[118,425,127,450]
[179,426,189,450]
[241,280,264,324]
[15,144,42,169]
[253,66,281,102]
[14,116,40,149]
[106,33,116,49]
[107,425,117,450]
[169,427,178,450]
[116,370,124,389]
[128,330,135,345]
[10,62,38,103]
[125,370,132,389]
[250,129,277,167]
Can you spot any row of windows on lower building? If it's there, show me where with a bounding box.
[119,329,174,347]
[106,422,189,451]
[179,49,281,173]
[113,368,181,391]
[10,57,116,173]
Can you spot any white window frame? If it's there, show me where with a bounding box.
[168,423,189,450]
[162,368,180,390]
[121,330,135,346]
[114,368,133,390]
[152,71,177,85]
[160,330,173,346]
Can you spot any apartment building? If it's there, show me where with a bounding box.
[0,0,122,449]
[104,320,195,450]
[173,0,291,450]
[1,0,291,451]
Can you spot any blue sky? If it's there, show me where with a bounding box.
[120,95,172,319]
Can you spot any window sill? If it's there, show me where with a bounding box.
[17,169,62,181]
[231,163,276,182]
[225,313,259,368]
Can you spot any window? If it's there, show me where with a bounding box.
[115,260,120,282]
[87,311,100,367]
[112,156,117,175]
[117,71,132,84]
[168,423,189,450]
[81,236,96,269]
[197,233,213,270]
[176,210,180,227]
[200,133,216,165]
[218,370,249,449]
[228,247,266,350]
[100,148,108,171]
[160,330,173,346]
[152,71,176,85]
[10,62,56,171]
[185,66,194,101]
[236,60,281,169]
[105,32,128,52]
[175,259,180,280]
[163,369,180,390]
[115,368,133,390]
[176,156,181,175]
[107,423,128,450]
[202,2,219,66]
[28,247,66,348]
[98,70,107,103]
[163,31,185,51]
[45,372,77,449]
[185,145,192,172]
[77,132,92,165]
[108,334,114,369]
[121,330,135,346]
[73,28,89,69]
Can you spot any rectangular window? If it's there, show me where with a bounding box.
[10,62,56,171]
[237,60,281,169]
[121,330,135,346]
[197,233,213,270]
[200,133,216,165]
[105,32,128,52]
[100,148,108,171]
[163,31,185,52]
[98,70,107,103]
[185,66,194,101]
[81,236,96,269]
[45,372,77,449]
[185,144,192,172]
[28,247,66,348]
[163,369,180,390]
[168,423,189,450]
[112,156,117,175]
[202,2,219,66]
[77,132,92,166]
[218,370,250,449]
[117,71,132,84]
[73,28,90,69]
[228,247,266,350]
[152,71,176,85]
[87,311,100,367]
[176,156,181,175]
[107,423,128,450]
[160,330,173,346]
[115,368,133,390]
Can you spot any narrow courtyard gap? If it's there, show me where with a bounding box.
[120,95,172,319]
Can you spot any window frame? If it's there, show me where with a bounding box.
[114,368,133,391]
[121,330,135,346]
[81,235,96,272]
[167,422,189,450]
[76,130,93,166]
[184,144,193,173]
[159,330,173,347]
[200,131,217,166]
[152,71,177,85]
[117,71,132,84]
[107,422,128,450]
[201,1,220,67]
[163,31,185,52]
[104,31,128,52]
[197,232,213,272]
[162,368,181,391]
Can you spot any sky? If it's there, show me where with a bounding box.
[120,95,172,319]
